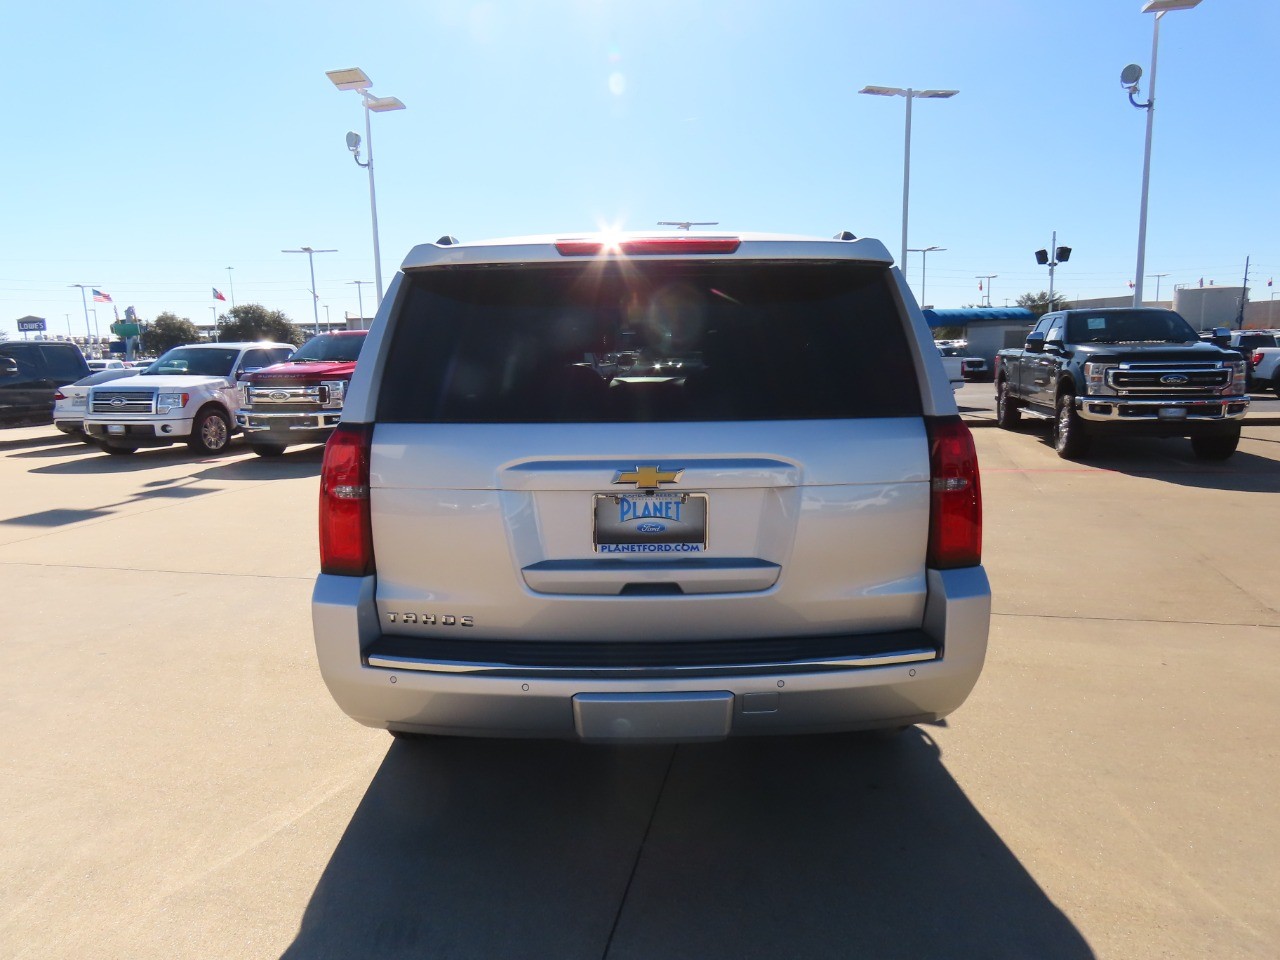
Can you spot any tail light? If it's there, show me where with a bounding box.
[1252,351,1264,367]
[556,237,741,256]
[53,390,66,401]
[926,416,982,569]
[319,423,374,576]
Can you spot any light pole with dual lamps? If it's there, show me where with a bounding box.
[326,68,405,309]
[1121,0,1203,308]
[906,246,945,307]
[283,247,338,336]
[858,85,959,274]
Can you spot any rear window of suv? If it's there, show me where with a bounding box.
[377,261,922,423]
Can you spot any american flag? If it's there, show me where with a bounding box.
[92,289,112,302]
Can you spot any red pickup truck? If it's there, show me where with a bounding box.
[236,330,368,456]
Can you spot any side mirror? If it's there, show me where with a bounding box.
[1024,332,1046,354]
[1045,334,1065,352]
[1211,326,1231,348]
[0,357,18,377]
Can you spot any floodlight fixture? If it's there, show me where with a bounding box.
[326,67,371,91]
[1120,64,1143,87]
[367,96,406,113]
[1141,0,1202,13]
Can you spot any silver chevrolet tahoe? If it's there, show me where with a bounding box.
[311,231,991,742]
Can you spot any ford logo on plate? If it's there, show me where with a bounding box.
[636,522,667,534]
[1160,374,1190,385]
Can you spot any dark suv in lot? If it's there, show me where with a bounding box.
[0,340,91,427]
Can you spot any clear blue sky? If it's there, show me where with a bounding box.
[3,0,1277,339]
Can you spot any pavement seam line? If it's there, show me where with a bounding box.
[602,745,678,960]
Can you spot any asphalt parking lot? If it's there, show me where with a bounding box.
[2,424,1278,959]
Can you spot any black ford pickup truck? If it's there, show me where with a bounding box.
[994,307,1249,460]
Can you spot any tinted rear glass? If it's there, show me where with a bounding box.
[378,261,922,423]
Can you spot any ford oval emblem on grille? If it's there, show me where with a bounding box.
[269,391,290,401]
[110,396,126,407]
[1160,374,1190,385]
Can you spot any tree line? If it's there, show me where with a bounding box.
[140,305,309,355]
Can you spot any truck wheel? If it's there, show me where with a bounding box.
[996,378,1021,429]
[102,444,138,455]
[1191,433,1239,460]
[188,407,231,454]
[250,443,287,458]
[1054,391,1091,460]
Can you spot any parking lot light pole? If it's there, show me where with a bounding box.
[1124,0,1202,307]
[907,246,945,306]
[858,85,958,273]
[327,68,405,308]
[348,280,372,329]
[283,247,338,336]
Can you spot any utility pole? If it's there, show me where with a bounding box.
[1235,256,1250,330]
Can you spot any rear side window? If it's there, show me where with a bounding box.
[40,346,87,380]
[377,261,922,423]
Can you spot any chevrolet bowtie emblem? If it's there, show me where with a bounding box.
[613,465,684,490]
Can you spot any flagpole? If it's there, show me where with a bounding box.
[226,267,236,310]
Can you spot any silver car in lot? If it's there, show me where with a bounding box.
[53,368,144,440]
[312,231,990,742]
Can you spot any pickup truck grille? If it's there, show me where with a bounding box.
[246,384,326,411]
[91,390,155,414]
[1106,364,1229,396]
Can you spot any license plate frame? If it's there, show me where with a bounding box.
[593,492,708,553]
[107,424,126,435]
[1158,407,1188,420]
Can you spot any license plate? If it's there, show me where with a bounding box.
[107,424,125,435]
[1158,407,1187,420]
[593,492,707,553]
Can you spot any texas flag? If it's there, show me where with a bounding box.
[92,289,112,302]
[977,280,983,291]
[213,288,227,301]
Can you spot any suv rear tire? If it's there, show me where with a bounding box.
[188,407,231,455]
[1054,390,1091,459]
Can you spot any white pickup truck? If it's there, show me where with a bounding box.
[1251,346,1280,396]
[83,341,294,455]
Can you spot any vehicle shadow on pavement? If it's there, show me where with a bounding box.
[24,444,323,479]
[281,730,1093,960]
[1040,437,1280,492]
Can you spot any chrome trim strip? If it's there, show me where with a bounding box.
[364,646,938,676]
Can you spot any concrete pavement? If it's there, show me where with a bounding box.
[1,425,1278,959]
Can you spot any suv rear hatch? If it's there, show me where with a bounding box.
[366,257,932,645]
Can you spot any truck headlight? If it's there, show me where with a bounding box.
[320,380,346,408]
[1083,362,1114,396]
[157,392,189,414]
